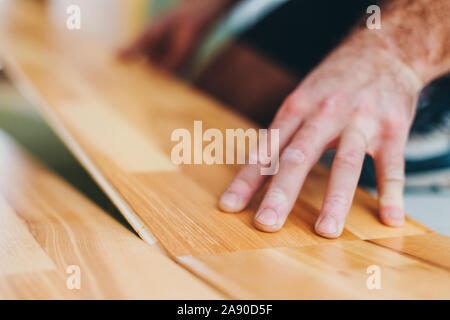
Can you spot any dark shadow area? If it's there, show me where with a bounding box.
[0,77,135,234]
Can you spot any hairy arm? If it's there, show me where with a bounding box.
[220,0,450,237]
[371,0,450,83]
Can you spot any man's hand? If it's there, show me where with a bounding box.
[220,0,450,238]
[121,0,235,72]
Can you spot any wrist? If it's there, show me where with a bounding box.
[342,29,424,92]
[368,1,450,84]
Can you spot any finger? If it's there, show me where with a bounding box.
[375,136,406,227]
[315,127,367,238]
[219,91,309,212]
[159,26,196,71]
[254,117,338,232]
[257,90,309,164]
[219,163,267,212]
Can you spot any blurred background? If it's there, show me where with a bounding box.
[0,0,448,234]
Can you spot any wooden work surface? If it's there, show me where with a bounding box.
[0,0,449,299]
[0,131,222,299]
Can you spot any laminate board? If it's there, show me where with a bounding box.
[370,233,450,270]
[178,237,450,299]
[0,0,431,258]
[1,0,448,300]
[0,131,222,299]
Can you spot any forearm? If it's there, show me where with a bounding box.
[348,0,450,85]
[374,0,450,84]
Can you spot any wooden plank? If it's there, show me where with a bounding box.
[0,131,223,299]
[0,0,430,258]
[370,233,450,270]
[0,195,56,275]
[178,238,450,299]
[0,271,83,300]
[1,1,448,300]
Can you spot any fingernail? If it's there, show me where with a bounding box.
[220,192,239,210]
[316,215,338,235]
[382,206,404,226]
[255,208,278,226]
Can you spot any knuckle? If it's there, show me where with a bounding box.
[382,117,409,138]
[280,95,304,119]
[229,177,254,194]
[317,93,343,116]
[323,193,349,211]
[382,174,405,185]
[302,120,321,135]
[379,194,401,205]
[382,160,405,177]
[335,149,364,169]
[265,187,288,203]
[281,145,307,165]
[349,125,369,142]
[380,170,405,199]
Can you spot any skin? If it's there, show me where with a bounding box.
[121,0,237,72]
[124,0,450,238]
[221,34,422,236]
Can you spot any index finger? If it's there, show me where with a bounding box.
[219,93,308,212]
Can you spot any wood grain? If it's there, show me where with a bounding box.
[178,238,450,299]
[370,233,450,270]
[0,0,431,258]
[0,131,222,299]
[0,0,448,300]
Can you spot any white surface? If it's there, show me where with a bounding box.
[404,190,450,235]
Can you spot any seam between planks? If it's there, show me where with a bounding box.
[366,237,450,272]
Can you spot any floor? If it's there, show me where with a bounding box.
[0,77,448,236]
[0,77,132,231]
